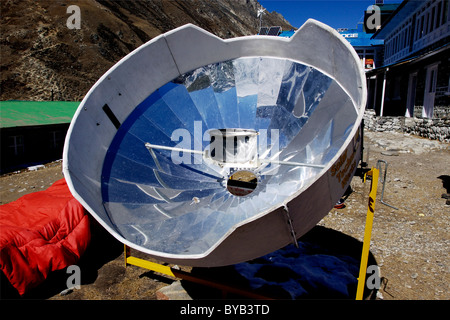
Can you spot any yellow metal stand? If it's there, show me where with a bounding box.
[124,245,273,299]
[355,167,379,300]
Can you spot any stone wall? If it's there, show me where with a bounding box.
[363,109,450,143]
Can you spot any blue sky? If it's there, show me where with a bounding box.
[259,0,402,29]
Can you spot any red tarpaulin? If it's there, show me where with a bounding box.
[0,178,90,295]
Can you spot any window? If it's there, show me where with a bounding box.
[415,17,420,40]
[410,15,416,49]
[436,1,442,28]
[430,6,436,32]
[393,76,402,99]
[420,15,424,38]
[8,135,25,156]
[49,131,63,149]
[404,28,407,47]
[444,0,449,25]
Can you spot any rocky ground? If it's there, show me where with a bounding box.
[0,130,449,300]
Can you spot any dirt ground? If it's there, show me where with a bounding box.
[0,130,448,300]
[320,131,449,300]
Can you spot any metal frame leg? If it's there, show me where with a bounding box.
[376,160,398,210]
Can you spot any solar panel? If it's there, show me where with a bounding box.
[258,27,268,35]
[63,21,366,267]
[267,26,281,36]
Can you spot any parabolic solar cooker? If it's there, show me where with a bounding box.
[63,20,367,267]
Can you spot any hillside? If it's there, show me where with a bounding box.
[1,0,294,101]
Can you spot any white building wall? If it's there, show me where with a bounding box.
[384,0,449,65]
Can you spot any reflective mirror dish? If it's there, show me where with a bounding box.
[63,21,367,267]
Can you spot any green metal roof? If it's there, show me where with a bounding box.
[0,101,80,128]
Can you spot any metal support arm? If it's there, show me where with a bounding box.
[145,142,325,169]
